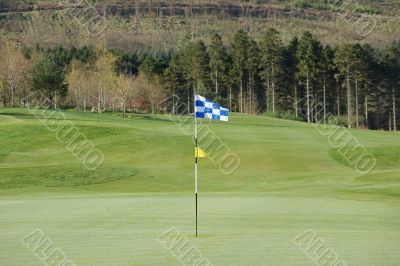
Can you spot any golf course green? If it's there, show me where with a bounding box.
[0,108,399,265]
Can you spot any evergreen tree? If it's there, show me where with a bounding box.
[335,44,355,128]
[230,29,250,113]
[382,42,400,131]
[113,49,139,76]
[209,32,229,100]
[334,43,375,128]
[321,45,337,123]
[139,55,165,81]
[360,44,379,129]
[32,54,68,107]
[190,40,210,93]
[259,28,284,114]
[296,31,323,123]
[163,54,184,114]
[246,38,261,113]
[282,36,299,116]
[177,39,210,112]
[179,39,196,113]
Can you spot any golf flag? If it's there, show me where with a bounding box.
[195,147,207,158]
[195,95,229,122]
[193,95,228,238]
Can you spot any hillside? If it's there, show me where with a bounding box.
[0,0,399,50]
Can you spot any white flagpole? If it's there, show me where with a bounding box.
[194,95,198,238]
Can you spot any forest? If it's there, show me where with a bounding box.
[0,28,399,130]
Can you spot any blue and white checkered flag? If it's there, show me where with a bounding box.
[195,95,229,122]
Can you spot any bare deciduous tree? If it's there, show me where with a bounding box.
[0,40,30,107]
[116,74,135,117]
[94,51,117,113]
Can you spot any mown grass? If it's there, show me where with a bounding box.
[0,108,399,265]
[1,108,400,196]
[0,165,139,188]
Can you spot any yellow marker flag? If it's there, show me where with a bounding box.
[195,147,207,158]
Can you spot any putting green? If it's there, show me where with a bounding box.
[0,109,399,265]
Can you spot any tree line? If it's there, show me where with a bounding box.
[0,29,399,130]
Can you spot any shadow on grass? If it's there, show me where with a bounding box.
[0,164,140,188]
[0,112,34,117]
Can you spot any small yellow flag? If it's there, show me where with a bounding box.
[195,147,207,158]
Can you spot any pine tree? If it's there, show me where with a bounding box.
[246,38,261,113]
[282,36,299,117]
[32,54,68,108]
[139,55,164,81]
[209,32,229,100]
[359,44,379,128]
[335,44,355,128]
[230,29,250,113]
[177,39,210,112]
[178,39,194,113]
[163,54,184,114]
[382,42,400,131]
[321,45,337,123]
[296,31,322,123]
[259,28,284,114]
[190,40,210,94]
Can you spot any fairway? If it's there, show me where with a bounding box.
[0,109,400,265]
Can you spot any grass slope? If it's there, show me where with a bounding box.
[0,108,399,265]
